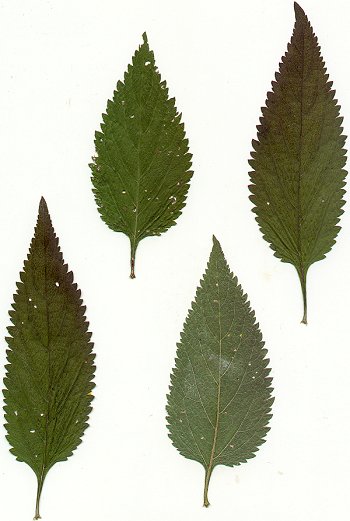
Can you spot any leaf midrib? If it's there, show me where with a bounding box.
[37,255,51,485]
[37,241,66,476]
[296,26,305,273]
[206,261,223,476]
[131,58,155,250]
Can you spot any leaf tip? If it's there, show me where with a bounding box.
[212,235,220,247]
[142,32,148,45]
[38,196,49,216]
[294,2,306,20]
[212,235,225,259]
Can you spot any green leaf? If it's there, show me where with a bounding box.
[249,2,346,323]
[3,198,95,519]
[91,33,193,278]
[166,237,273,507]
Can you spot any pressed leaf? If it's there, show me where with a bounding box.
[3,198,95,519]
[249,2,346,323]
[91,33,193,278]
[167,237,273,506]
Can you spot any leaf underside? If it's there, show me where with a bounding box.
[166,237,273,507]
[91,33,193,278]
[3,198,95,519]
[249,2,347,323]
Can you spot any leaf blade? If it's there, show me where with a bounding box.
[166,237,273,506]
[249,2,347,322]
[91,33,193,277]
[3,198,95,519]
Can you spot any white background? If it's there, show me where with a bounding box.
[0,0,349,519]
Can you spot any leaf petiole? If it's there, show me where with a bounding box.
[34,474,46,520]
[297,265,308,325]
[130,240,137,279]
[203,467,212,507]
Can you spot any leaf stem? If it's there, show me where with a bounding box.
[130,257,135,279]
[130,240,137,279]
[297,265,308,324]
[203,467,212,507]
[34,474,45,520]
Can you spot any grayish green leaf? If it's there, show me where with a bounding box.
[167,237,273,506]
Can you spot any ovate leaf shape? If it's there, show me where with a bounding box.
[249,2,346,323]
[91,33,193,278]
[3,198,95,519]
[167,237,273,506]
